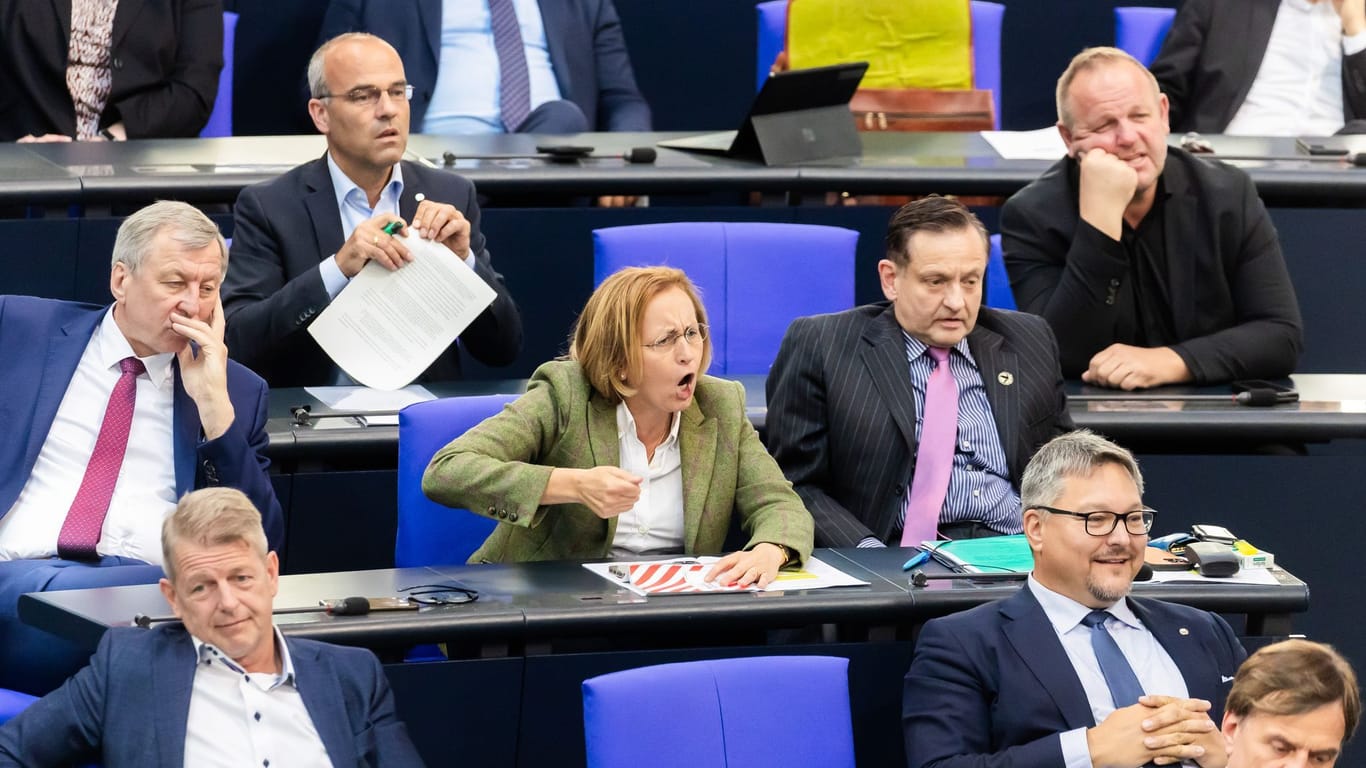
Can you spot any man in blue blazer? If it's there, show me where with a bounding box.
[0,201,282,694]
[0,487,424,767]
[224,33,523,387]
[903,431,1246,768]
[318,0,651,134]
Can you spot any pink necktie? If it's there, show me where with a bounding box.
[489,0,532,132]
[901,347,957,547]
[57,356,144,560]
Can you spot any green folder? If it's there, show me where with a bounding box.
[928,534,1035,573]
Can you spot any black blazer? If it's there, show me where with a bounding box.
[318,0,651,133]
[222,157,523,387]
[1001,147,1303,384]
[764,303,1073,548]
[0,0,222,140]
[1150,0,1366,134]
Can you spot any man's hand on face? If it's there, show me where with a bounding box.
[334,213,413,278]
[1334,0,1366,36]
[1077,147,1139,241]
[1082,343,1192,390]
[172,297,236,440]
[1087,696,1221,768]
[408,200,472,261]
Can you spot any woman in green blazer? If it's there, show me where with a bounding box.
[423,266,813,587]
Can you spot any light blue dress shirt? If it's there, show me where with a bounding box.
[322,153,405,299]
[1028,576,1192,768]
[425,0,563,134]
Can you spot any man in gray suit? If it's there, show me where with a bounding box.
[765,197,1073,548]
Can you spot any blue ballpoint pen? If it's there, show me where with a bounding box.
[901,550,932,571]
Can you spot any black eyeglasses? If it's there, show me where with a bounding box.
[1033,506,1155,536]
[398,583,479,606]
[317,84,414,108]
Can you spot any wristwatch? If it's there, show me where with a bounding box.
[769,543,794,568]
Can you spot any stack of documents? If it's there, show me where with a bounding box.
[584,556,869,597]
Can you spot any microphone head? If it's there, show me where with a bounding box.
[1135,563,1154,581]
[327,596,372,616]
[1351,152,1366,167]
[625,147,657,164]
[1236,388,1282,407]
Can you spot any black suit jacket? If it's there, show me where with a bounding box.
[764,303,1072,548]
[1150,0,1366,134]
[223,156,523,387]
[0,0,222,141]
[902,586,1246,768]
[1001,147,1303,383]
[318,0,651,133]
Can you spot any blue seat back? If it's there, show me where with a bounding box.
[396,394,519,567]
[583,655,854,768]
[755,1,1004,127]
[755,1,787,91]
[593,222,857,375]
[199,11,237,137]
[986,233,1016,310]
[1114,6,1177,67]
[0,688,37,725]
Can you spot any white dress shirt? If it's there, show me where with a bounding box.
[1028,576,1192,768]
[1226,0,1366,136]
[0,309,177,564]
[609,403,684,556]
[184,627,333,768]
[424,0,564,134]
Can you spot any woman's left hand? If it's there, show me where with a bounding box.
[704,543,787,589]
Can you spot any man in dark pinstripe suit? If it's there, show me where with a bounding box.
[766,197,1073,548]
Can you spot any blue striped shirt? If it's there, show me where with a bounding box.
[902,331,1021,535]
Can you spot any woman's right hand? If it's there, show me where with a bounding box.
[575,466,643,518]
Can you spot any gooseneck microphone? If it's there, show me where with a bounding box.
[1068,389,1298,407]
[909,563,1154,588]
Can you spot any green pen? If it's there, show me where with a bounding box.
[382,220,404,236]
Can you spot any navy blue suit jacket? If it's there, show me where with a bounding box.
[0,296,283,550]
[902,587,1247,768]
[0,624,425,767]
[319,0,652,132]
[223,157,523,387]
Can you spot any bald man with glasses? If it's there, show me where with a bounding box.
[222,33,522,388]
[903,430,1246,768]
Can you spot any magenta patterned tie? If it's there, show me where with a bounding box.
[901,347,958,547]
[57,356,144,560]
[488,0,532,132]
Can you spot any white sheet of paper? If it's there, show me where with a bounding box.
[1144,567,1281,586]
[582,555,870,596]
[981,127,1069,160]
[303,385,436,411]
[307,235,496,390]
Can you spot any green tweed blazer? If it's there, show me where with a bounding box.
[422,360,814,565]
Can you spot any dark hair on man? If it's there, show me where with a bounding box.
[883,195,989,268]
[1226,639,1360,742]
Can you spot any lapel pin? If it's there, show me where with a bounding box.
[997,371,1014,386]
[1178,627,1190,636]
[414,193,426,202]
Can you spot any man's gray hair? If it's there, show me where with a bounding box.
[307,32,386,99]
[1055,46,1162,129]
[111,200,227,276]
[1020,429,1144,510]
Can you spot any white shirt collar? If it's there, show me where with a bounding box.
[326,152,404,211]
[1027,574,1142,634]
[191,625,296,689]
[615,402,682,447]
[99,306,175,390]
